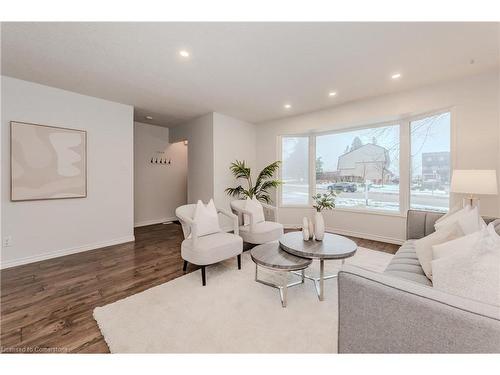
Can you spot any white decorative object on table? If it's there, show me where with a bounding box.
[302,217,310,241]
[314,212,325,241]
[312,191,337,241]
[308,217,315,239]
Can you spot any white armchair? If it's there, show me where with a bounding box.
[230,200,284,244]
[175,204,243,286]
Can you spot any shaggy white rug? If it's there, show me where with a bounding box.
[93,247,393,353]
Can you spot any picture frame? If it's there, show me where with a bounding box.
[10,121,87,201]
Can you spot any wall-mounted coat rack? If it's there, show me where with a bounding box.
[150,151,171,165]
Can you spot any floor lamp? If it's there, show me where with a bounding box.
[450,169,498,210]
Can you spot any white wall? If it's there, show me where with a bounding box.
[170,112,257,212]
[213,113,256,210]
[256,70,500,243]
[134,122,187,227]
[170,113,214,204]
[1,77,134,268]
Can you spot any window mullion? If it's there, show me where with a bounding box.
[309,135,316,206]
[400,120,410,215]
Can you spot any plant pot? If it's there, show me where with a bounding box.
[314,212,325,241]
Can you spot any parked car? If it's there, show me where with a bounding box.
[328,182,357,192]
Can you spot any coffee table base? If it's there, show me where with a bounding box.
[292,259,345,301]
[255,264,305,308]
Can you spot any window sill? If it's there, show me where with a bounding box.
[278,205,407,218]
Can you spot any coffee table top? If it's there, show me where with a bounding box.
[279,231,357,260]
[251,242,312,271]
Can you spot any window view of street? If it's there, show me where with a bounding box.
[280,112,450,212]
[410,112,451,212]
[316,125,400,211]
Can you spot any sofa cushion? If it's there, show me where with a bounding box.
[384,240,432,286]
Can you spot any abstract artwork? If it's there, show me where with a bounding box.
[10,121,87,201]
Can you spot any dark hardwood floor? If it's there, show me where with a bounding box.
[1,223,399,353]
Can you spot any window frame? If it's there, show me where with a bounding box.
[407,109,455,213]
[278,108,455,217]
[277,134,313,208]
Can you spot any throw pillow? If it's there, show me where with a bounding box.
[489,219,500,237]
[434,204,463,225]
[432,229,485,261]
[193,199,221,237]
[457,206,486,235]
[434,205,471,231]
[244,197,265,225]
[432,222,500,306]
[415,224,464,280]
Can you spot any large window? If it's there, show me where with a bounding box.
[410,112,451,212]
[316,124,400,211]
[280,110,451,213]
[281,136,309,205]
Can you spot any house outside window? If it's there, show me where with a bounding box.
[280,110,451,214]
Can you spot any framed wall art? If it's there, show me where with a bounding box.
[10,121,87,201]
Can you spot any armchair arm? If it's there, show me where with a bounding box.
[217,208,239,236]
[338,264,500,353]
[261,203,278,222]
[176,213,198,244]
[234,206,256,231]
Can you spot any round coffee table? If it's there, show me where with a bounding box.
[279,231,357,301]
[251,242,312,308]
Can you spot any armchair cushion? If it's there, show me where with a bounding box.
[181,232,243,266]
[238,221,284,244]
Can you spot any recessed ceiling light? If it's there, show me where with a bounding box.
[328,91,337,97]
[179,50,190,58]
[391,73,402,80]
[145,116,153,120]
[284,104,292,109]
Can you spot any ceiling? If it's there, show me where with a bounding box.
[2,22,499,127]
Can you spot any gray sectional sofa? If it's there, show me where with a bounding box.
[338,209,500,353]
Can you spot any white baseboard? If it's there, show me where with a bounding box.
[0,235,135,269]
[282,224,404,245]
[134,217,177,227]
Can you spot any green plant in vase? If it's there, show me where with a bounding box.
[312,191,337,240]
[225,160,282,204]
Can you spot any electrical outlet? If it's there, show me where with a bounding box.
[3,236,12,247]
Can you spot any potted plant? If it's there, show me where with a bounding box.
[225,160,282,203]
[312,191,337,240]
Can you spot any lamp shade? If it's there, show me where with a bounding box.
[450,169,498,195]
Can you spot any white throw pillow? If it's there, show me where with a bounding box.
[415,224,464,280]
[434,204,463,225]
[457,206,486,235]
[434,205,471,231]
[432,229,484,261]
[244,197,265,225]
[193,199,221,237]
[432,223,500,306]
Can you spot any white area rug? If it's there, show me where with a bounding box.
[93,247,392,353]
